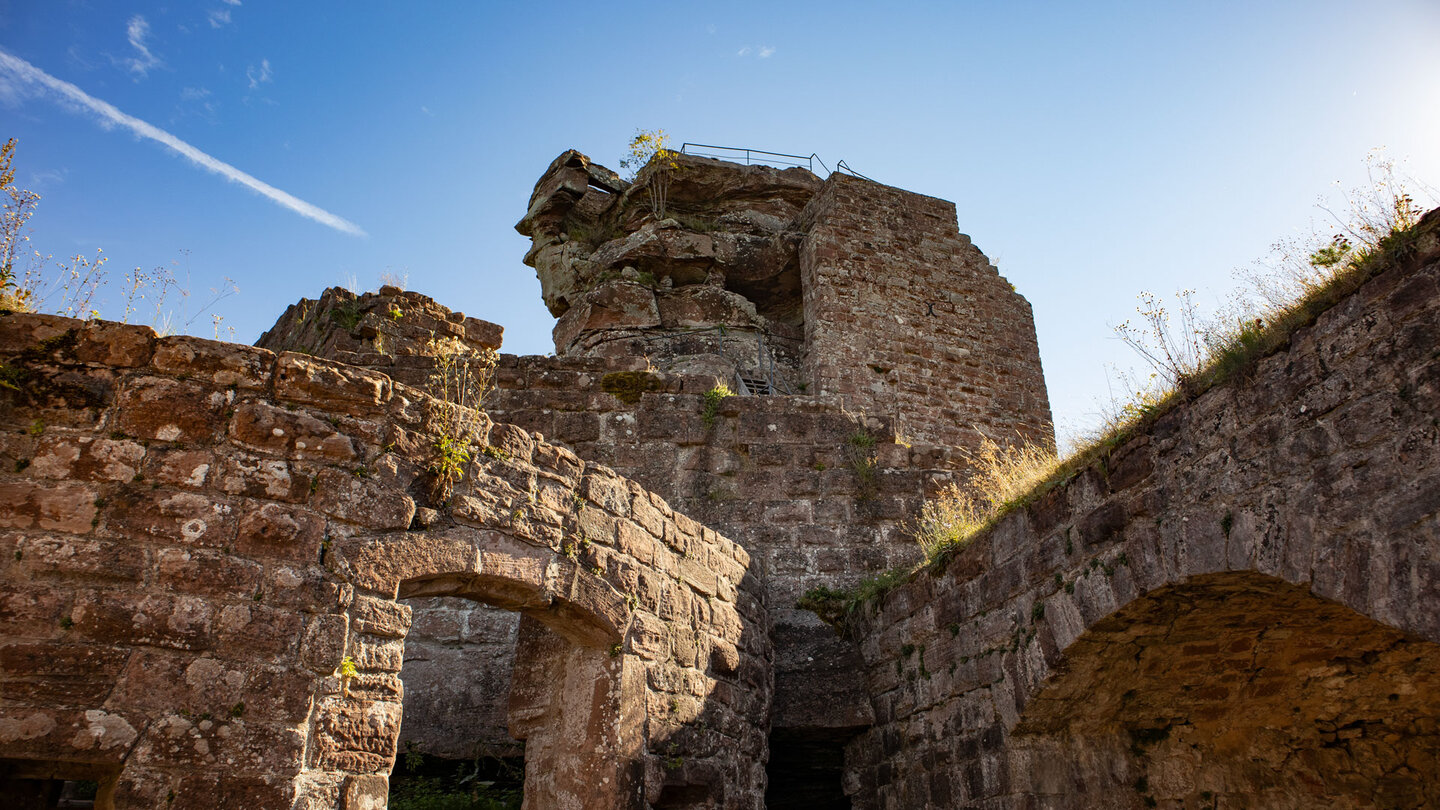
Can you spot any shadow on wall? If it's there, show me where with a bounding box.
[1010,572,1440,809]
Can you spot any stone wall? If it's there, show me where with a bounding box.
[253,287,976,754]
[0,313,772,809]
[486,356,967,806]
[256,285,524,761]
[257,156,1055,785]
[799,174,1052,452]
[839,212,1440,808]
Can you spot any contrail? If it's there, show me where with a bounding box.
[0,49,366,237]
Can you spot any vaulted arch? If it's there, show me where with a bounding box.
[1009,571,1440,809]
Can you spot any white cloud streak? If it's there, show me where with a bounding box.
[0,49,365,237]
[125,16,162,77]
[246,58,272,90]
[758,46,776,58]
[208,9,232,28]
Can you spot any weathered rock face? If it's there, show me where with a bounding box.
[517,151,819,320]
[0,314,773,809]
[517,151,822,394]
[841,211,1440,808]
[256,285,502,393]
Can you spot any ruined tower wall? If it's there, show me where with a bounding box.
[799,174,1053,452]
[0,314,774,809]
[838,212,1440,808]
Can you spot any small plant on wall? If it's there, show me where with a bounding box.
[620,129,682,220]
[701,383,732,428]
[426,337,497,504]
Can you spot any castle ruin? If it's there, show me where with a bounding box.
[1,149,1437,809]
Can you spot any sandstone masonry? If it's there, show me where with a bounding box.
[0,316,770,808]
[2,151,1437,810]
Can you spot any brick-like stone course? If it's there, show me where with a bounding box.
[0,315,771,809]
[799,174,1052,453]
[840,212,1440,808]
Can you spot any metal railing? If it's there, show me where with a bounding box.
[679,142,876,184]
[834,159,875,182]
[680,143,832,176]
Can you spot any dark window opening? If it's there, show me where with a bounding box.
[765,728,855,810]
[1,760,116,810]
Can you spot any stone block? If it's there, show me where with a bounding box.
[229,401,357,461]
[70,591,216,651]
[351,596,411,638]
[312,468,415,531]
[309,698,403,773]
[144,447,215,490]
[236,501,326,563]
[0,480,98,534]
[300,613,350,674]
[28,435,146,482]
[72,321,156,368]
[113,376,230,443]
[275,353,392,415]
[151,335,275,389]
[100,488,236,548]
[16,535,146,583]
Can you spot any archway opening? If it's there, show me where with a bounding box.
[388,569,633,810]
[1010,572,1440,809]
[390,596,524,810]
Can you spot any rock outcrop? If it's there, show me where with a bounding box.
[516,151,822,391]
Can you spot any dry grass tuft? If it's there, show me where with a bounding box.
[911,437,1058,563]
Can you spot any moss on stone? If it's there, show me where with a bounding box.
[601,370,664,404]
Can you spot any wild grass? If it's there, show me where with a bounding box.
[911,438,1059,563]
[2,138,237,335]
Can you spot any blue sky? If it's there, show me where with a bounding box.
[3,1,1438,447]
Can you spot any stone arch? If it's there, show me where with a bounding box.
[1007,571,1440,809]
[327,524,644,809]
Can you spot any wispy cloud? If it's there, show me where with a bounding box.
[179,86,218,122]
[208,9,233,28]
[221,0,242,5]
[124,16,162,77]
[246,58,272,90]
[758,46,776,58]
[737,46,751,56]
[0,49,365,237]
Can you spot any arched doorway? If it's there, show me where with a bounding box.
[391,596,523,807]
[387,558,644,810]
